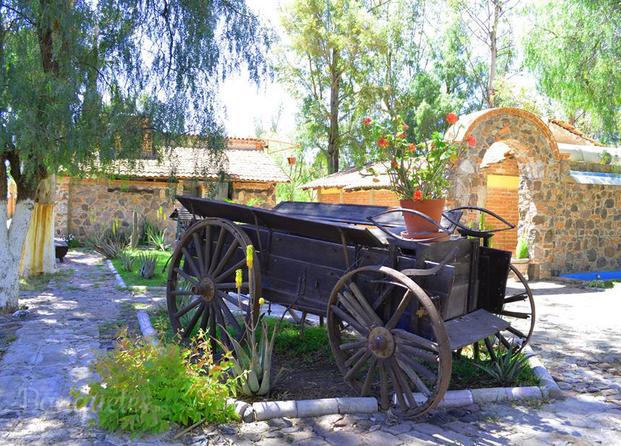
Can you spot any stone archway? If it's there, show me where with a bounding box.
[447,107,568,278]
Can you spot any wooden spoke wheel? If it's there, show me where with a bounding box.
[492,264,536,353]
[327,266,452,418]
[166,218,261,353]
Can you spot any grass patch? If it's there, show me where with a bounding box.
[19,268,75,292]
[110,248,172,287]
[150,308,331,364]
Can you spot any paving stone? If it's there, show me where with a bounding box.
[323,430,364,446]
[360,428,403,445]
[382,421,414,435]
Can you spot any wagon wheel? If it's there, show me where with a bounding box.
[493,263,535,353]
[166,218,261,354]
[327,266,452,418]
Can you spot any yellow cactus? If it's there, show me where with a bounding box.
[246,244,254,268]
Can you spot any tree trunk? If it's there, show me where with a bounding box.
[487,1,500,108]
[327,48,341,174]
[20,175,56,277]
[0,200,35,311]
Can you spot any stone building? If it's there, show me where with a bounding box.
[303,108,621,278]
[55,137,288,240]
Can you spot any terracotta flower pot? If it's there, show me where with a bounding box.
[400,198,446,238]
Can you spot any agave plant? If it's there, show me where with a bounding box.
[88,221,130,259]
[138,253,158,279]
[221,314,280,397]
[475,343,533,387]
[119,251,136,272]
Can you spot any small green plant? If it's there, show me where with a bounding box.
[516,238,529,259]
[144,209,169,251]
[145,225,168,251]
[587,274,615,289]
[72,331,238,435]
[88,219,130,259]
[221,313,281,397]
[474,345,532,387]
[119,251,136,272]
[138,253,158,279]
[600,150,613,165]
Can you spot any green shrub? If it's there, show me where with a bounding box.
[138,253,158,279]
[474,346,532,387]
[88,219,130,259]
[145,222,168,251]
[72,332,238,435]
[119,251,136,272]
[516,238,529,259]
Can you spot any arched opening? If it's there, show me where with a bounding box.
[448,108,566,279]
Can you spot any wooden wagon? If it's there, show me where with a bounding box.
[166,197,535,417]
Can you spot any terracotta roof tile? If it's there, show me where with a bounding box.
[111,143,288,183]
[547,119,602,146]
[302,163,391,191]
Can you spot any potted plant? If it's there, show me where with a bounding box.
[362,113,472,238]
[511,238,530,280]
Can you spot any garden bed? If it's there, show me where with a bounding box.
[110,248,172,287]
[148,307,539,402]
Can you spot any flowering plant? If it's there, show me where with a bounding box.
[362,114,470,200]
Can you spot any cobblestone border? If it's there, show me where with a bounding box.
[112,252,562,422]
[105,259,127,289]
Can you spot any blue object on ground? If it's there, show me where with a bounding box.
[560,271,621,281]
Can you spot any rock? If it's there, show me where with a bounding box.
[267,417,293,429]
[11,309,30,319]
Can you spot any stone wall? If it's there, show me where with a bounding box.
[54,177,280,241]
[55,178,180,241]
[551,181,620,274]
[450,107,621,277]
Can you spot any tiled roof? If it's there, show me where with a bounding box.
[302,163,391,191]
[548,119,601,146]
[111,138,288,183]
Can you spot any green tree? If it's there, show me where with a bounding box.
[280,0,382,174]
[524,0,621,141]
[0,0,271,310]
[449,0,517,108]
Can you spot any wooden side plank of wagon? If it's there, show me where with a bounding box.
[177,196,385,247]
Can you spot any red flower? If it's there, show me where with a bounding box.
[396,132,406,139]
[446,112,458,125]
[402,123,409,131]
[466,134,477,147]
[414,190,423,200]
[408,143,415,153]
[390,159,399,169]
[362,117,372,126]
[377,137,389,148]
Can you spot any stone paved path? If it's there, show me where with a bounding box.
[0,251,620,445]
